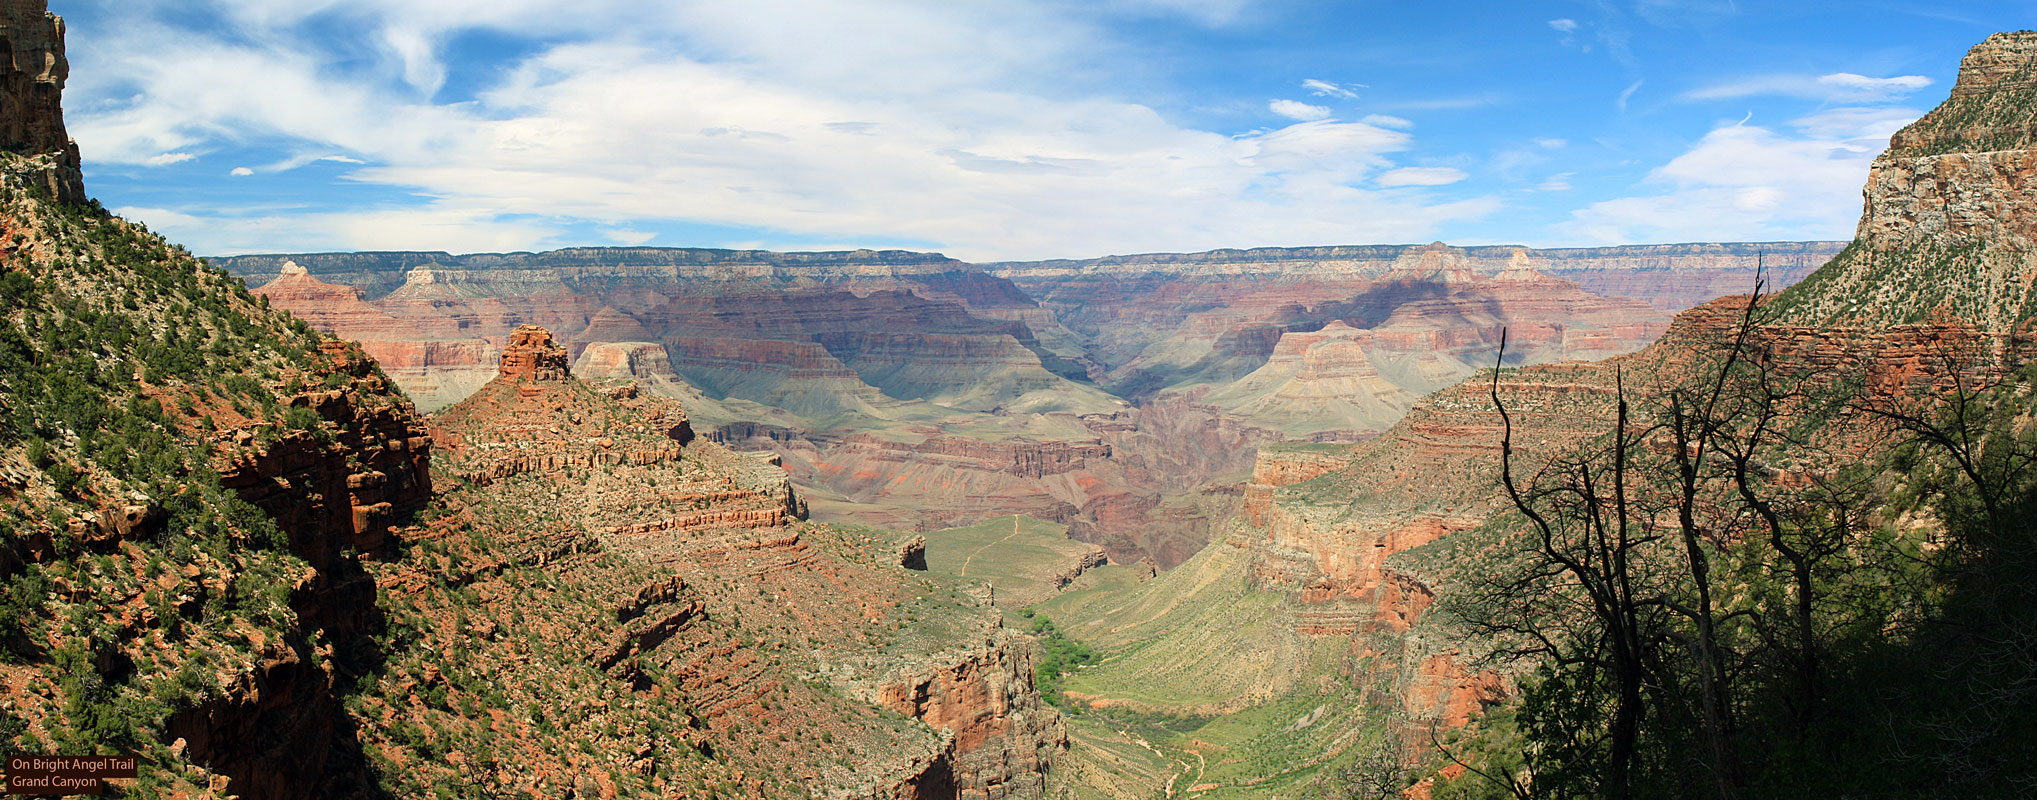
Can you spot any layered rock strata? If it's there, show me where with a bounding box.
[395,327,1064,799]
[1774,31,2037,330]
[0,0,80,202]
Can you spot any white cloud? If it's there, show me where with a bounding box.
[1560,106,1923,245]
[1539,172,1574,191]
[1377,166,1468,187]
[144,152,196,166]
[229,167,254,176]
[1548,18,1578,33]
[1685,72,1933,103]
[1269,99,1332,121]
[72,1,1497,260]
[1533,137,1566,149]
[1618,79,1644,111]
[1302,78,1360,99]
[1361,113,1413,129]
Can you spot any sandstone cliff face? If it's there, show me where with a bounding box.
[161,347,436,800]
[868,630,1065,800]
[216,341,434,563]
[1774,32,2037,330]
[0,0,80,203]
[1101,259,1668,440]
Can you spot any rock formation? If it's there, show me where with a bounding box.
[390,331,1066,798]
[0,0,80,202]
[1773,32,2037,330]
[495,324,571,381]
[213,233,1835,567]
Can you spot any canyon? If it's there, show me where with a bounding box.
[0,6,1068,796]
[224,238,1838,568]
[10,0,2032,796]
[1021,29,2037,799]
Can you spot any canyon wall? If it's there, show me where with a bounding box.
[985,240,1844,313]
[0,0,80,202]
[1773,31,2037,331]
[227,237,1831,567]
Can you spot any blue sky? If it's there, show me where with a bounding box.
[53,1,2029,261]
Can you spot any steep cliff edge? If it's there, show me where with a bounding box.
[0,0,80,203]
[1773,31,2037,329]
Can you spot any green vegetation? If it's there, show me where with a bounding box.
[0,176,359,792]
[1435,310,2037,799]
[1019,611,1094,705]
[1031,535,1412,799]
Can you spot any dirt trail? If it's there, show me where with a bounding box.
[959,516,1024,578]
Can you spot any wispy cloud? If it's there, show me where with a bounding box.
[1302,78,1360,99]
[1685,72,1932,103]
[1548,18,1579,33]
[1377,166,1468,187]
[1269,99,1332,120]
[144,152,196,166]
[1382,94,1505,111]
[1361,113,1413,129]
[1618,79,1644,111]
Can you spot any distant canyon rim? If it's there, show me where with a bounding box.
[219,239,1843,567]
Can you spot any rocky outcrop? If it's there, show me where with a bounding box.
[0,0,80,203]
[215,342,434,562]
[496,324,571,381]
[871,631,1066,800]
[1773,32,2037,330]
[898,535,929,570]
[161,341,435,799]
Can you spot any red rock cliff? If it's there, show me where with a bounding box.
[0,0,80,202]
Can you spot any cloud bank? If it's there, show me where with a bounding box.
[68,0,1495,259]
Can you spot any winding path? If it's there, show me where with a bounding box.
[958,516,1025,578]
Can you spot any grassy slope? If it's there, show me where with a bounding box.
[1033,537,1392,799]
[919,515,1102,609]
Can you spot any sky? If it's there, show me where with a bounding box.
[52,1,2032,261]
